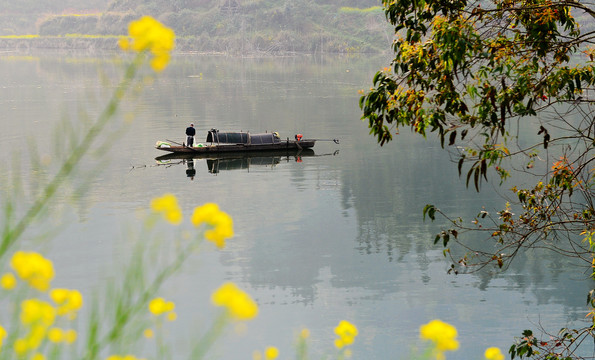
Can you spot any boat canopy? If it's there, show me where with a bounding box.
[206,129,281,144]
[207,129,248,144]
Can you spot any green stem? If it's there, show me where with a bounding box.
[82,237,195,360]
[295,336,308,360]
[190,312,229,360]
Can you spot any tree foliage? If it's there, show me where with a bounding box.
[361,1,594,356]
[361,0,594,269]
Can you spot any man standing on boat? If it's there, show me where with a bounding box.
[186,123,196,147]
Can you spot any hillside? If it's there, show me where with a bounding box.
[1,0,591,55]
[0,0,392,54]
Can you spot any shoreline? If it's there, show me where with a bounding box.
[0,37,387,56]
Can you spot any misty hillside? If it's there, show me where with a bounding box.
[0,0,392,54]
[0,0,591,54]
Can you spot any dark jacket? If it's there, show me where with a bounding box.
[186,126,196,136]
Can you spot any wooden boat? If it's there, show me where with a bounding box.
[155,148,315,162]
[155,148,317,174]
[156,129,318,154]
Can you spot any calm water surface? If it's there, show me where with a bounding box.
[0,52,591,359]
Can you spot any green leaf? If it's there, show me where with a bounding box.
[466,166,474,188]
[443,233,450,247]
[423,204,436,221]
[372,71,381,84]
[509,344,517,359]
[458,156,464,176]
[474,167,480,192]
[448,130,457,146]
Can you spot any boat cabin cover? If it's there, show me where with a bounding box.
[206,129,281,145]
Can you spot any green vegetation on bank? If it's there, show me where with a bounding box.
[0,0,391,54]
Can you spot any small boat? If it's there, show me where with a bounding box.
[156,129,319,154]
[155,148,317,175]
[155,148,316,162]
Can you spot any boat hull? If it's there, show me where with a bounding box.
[155,148,315,161]
[155,140,316,154]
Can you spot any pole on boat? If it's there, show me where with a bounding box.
[166,139,199,152]
[166,139,184,146]
[311,138,340,144]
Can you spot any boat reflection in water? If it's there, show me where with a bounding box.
[155,149,337,179]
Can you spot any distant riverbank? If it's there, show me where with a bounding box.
[0,35,388,55]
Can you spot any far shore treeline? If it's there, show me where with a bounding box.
[0,0,392,54]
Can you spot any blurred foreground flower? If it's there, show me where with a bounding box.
[106,355,147,360]
[148,297,177,321]
[264,346,279,360]
[118,16,175,72]
[253,346,279,360]
[420,319,459,360]
[211,282,258,320]
[50,288,83,319]
[20,298,55,327]
[16,299,57,355]
[334,320,358,349]
[151,193,183,225]
[11,251,54,291]
[484,347,504,360]
[0,325,6,349]
[48,327,77,344]
[1,272,16,290]
[191,203,234,248]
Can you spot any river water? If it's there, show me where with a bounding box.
[0,51,591,359]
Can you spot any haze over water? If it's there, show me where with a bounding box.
[0,51,590,359]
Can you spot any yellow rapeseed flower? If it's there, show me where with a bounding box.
[14,338,28,356]
[265,346,279,360]
[16,299,56,354]
[119,16,175,72]
[211,282,258,320]
[143,328,154,339]
[167,312,177,321]
[48,327,77,344]
[11,251,54,291]
[148,297,175,316]
[48,327,64,343]
[64,329,77,343]
[24,324,46,351]
[253,346,279,360]
[106,355,147,360]
[150,193,183,225]
[1,273,16,289]
[50,288,83,319]
[0,324,6,349]
[20,299,56,327]
[484,347,505,360]
[420,319,459,360]
[191,203,234,248]
[334,320,358,349]
[32,353,45,360]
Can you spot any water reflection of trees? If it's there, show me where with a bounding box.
[226,130,591,315]
[340,132,592,315]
